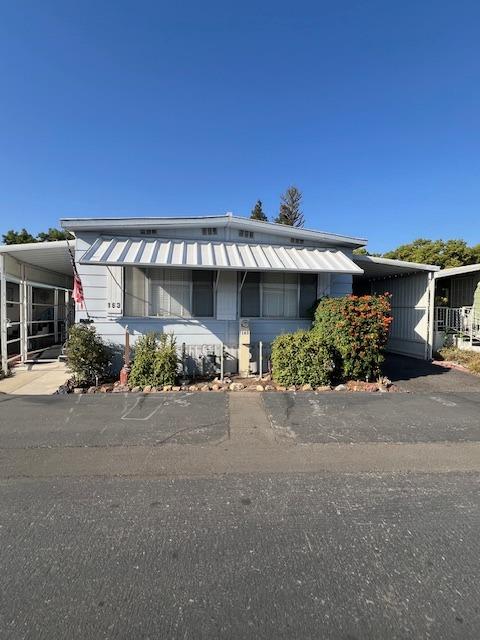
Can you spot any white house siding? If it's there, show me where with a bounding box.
[450,273,480,307]
[371,272,432,359]
[331,273,353,298]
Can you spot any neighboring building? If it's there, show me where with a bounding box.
[60,214,439,374]
[434,264,480,352]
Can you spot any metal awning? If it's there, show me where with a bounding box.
[80,236,363,274]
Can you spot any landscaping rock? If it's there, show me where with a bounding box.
[87,386,97,394]
[143,385,152,393]
[264,385,275,391]
[262,374,272,382]
[287,385,297,392]
[163,385,172,392]
[73,387,85,394]
[172,386,181,391]
[301,383,313,391]
[229,382,245,391]
[112,384,129,393]
[188,385,198,392]
[334,384,348,392]
[131,386,142,393]
[211,383,221,391]
[99,384,114,393]
[275,385,287,391]
[223,377,232,384]
[255,385,265,392]
[316,385,331,392]
[201,384,211,391]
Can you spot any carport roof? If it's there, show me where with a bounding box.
[0,241,73,276]
[434,263,480,279]
[353,255,440,278]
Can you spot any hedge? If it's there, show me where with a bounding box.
[313,295,392,381]
[271,330,338,387]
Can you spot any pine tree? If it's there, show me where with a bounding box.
[274,186,304,227]
[2,228,37,245]
[250,200,268,222]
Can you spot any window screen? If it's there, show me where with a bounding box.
[241,273,260,317]
[299,274,318,317]
[192,270,214,317]
[262,273,297,318]
[150,268,191,317]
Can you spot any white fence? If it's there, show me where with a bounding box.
[435,306,479,342]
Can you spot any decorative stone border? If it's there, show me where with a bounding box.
[61,378,398,394]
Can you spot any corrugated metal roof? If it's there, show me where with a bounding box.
[80,236,363,274]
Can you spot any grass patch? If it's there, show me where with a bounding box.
[438,347,480,375]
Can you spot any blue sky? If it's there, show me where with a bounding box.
[0,0,479,252]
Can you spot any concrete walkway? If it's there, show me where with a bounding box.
[0,361,70,395]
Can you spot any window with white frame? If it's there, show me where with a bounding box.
[240,272,318,318]
[124,267,215,318]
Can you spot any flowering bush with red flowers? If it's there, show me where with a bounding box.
[313,295,393,381]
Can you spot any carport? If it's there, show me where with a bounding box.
[0,241,73,374]
[352,255,439,359]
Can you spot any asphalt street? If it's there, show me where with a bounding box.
[1,364,480,639]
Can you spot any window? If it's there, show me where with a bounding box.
[239,230,254,239]
[201,227,218,236]
[124,267,214,318]
[241,273,260,317]
[299,274,318,317]
[192,270,214,316]
[263,273,297,317]
[290,237,304,245]
[240,273,318,318]
[140,229,157,235]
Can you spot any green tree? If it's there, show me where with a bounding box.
[37,227,73,242]
[274,186,304,227]
[250,200,268,222]
[2,228,37,245]
[383,238,476,269]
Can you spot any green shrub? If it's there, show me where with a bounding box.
[313,295,392,381]
[129,333,178,387]
[271,330,338,387]
[66,324,110,385]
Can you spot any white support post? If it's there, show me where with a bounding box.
[0,255,8,375]
[53,288,59,343]
[64,289,70,342]
[259,341,263,379]
[220,342,224,381]
[20,263,28,363]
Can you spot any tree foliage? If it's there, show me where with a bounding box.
[382,238,480,269]
[250,200,268,222]
[2,227,73,245]
[2,228,37,245]
[275,186,304,227]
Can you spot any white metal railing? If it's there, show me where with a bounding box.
[435,306,479,341]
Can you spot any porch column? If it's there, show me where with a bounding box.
[20,263,28,363]
[0,254,7,375]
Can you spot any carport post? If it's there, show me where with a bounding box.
[0,254,8,375]
[20,263,28,363]
[426,271,435,360]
